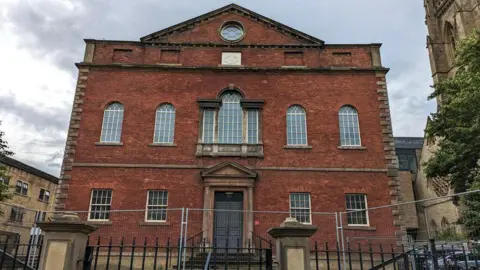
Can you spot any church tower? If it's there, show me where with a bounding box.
[415,0,479,240]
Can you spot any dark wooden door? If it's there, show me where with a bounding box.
[213,192,243,252]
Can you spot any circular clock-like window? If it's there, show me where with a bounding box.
[220,22,245,42]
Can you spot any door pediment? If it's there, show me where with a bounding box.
[201,161,257,179]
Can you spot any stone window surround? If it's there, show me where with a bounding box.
[196,87,265,157]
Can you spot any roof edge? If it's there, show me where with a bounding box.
[0,155,59,184]
[140,3,324,45]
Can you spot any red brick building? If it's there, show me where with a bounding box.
[58,4,402,246]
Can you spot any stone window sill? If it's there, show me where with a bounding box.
[14,193,28,198]
[218,64,245,68]
[148,143,177,147]
[337,146,367,150]
[281,65,307,69]
[4,221,30,228]
[344,225,376,231]
[196,143,264,157]
[95,142,124,146]
[156,63,182,66]
[37,199,50,204]
[139,221,171,226]
[283,145,313,149]
[87,220,113,225]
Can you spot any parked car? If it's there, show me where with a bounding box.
[439,253,480,270]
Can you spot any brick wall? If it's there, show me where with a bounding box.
[60,9,400,243]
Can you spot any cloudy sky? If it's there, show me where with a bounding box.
[0,0,436,176]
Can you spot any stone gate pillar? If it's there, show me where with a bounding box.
[37,213,97,270]
[268,217,317,270]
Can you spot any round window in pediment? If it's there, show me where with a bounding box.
[220,22,245,42]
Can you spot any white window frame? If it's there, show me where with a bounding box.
[289,193,312,225]
[145,190,168,222]
[345,194,370,226]
[39,188,50,202]
[153,104,176,144]
[339,106,362,147]
[246,109,259,144]
[15,180,28,196]
[286,105,308,146]
[202,109,216,143]
[88,190,112,221]
[100,103,124,143]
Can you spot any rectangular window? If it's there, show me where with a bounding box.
[396,150,418,172]
[35,211,47,221]
[203,109,215,143]
[9,207,24,222]
[146,190,168,222]
[346,194,369,226]
[247,110,258,144]
[0,176,9,186]
[289,193,311,224]
[89,190,112,221]
[15,181,28,196]
[39,188,50,202]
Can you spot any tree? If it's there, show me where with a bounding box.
[0,121,13,204]
[462,175,480,241]
[424,29,480,239]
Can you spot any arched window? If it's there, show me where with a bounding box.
[286,105,307,145]
[441,217,449,230]
[154,104,176,144]
[339,105,361,146]
[100,102,124,143]
[218,92,243,144]
[445,22,457,63]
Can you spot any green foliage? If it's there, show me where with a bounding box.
[425,29,480,240]
[461,177,480,241]
[424,29,480,193]
[435,226,467,241]
[0,121,13,213]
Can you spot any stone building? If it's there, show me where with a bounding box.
[416,0,480,239]
[58,4,403,246]
[394,137,423,241]
[0,156,58,244]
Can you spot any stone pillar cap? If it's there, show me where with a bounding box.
[268,217,318,238]
[37,212,97,234]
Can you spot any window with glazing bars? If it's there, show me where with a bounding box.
[0,176,9,186]
[146,190,168,221]
[100,103,124,143]
[218,92,243,144]
[203,109,215,143]
[154,104,176,143]
[290,193,311,224]
[9,207,24,222]
[339,106,361,146]
[89,190,112,220]
[15,181,28,196]
[286,105,307,145]
[39,188,50,202]
[346,194,369,225]
[247,110,258,144]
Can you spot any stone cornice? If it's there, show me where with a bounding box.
[72,162,388,172]
[85,39,381,49]
[76,62,389,73]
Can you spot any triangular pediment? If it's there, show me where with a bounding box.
[140,4,324,45]
[201,162,257,179]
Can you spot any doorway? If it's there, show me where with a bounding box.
[213,192,243,252]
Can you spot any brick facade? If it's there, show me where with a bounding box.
[59,4,401,244]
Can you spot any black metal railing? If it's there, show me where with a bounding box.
[312,239,480,270]
[187,237,273,270]
[84,237,182,270]
[0,234,44,270]
[251,231,274,250]
[84,236,273,270]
